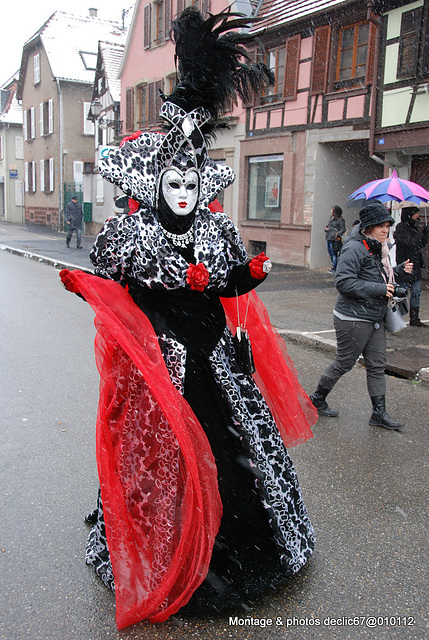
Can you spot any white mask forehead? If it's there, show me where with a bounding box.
[161,168,199,216]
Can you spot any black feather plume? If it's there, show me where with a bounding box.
[167,7,274,128]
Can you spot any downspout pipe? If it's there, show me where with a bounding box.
[367,1,381,159]
[55,77,64,230]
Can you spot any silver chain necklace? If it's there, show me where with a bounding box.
[161,225,194,248]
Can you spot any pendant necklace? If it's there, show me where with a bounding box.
[161,225,194,248]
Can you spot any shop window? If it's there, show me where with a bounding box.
[247,155,282,222]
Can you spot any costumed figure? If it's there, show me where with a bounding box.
[60,7,316,628]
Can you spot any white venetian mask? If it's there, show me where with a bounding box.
[161,168,199,216]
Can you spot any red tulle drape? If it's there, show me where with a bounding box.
[221,290,317,447]
[63,270,315,628]
[64,270,222,628]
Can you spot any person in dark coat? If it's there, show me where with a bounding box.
[65,196,83,248]
[325,205,346,273]
[394,204,429,327]
[310,202,413,430]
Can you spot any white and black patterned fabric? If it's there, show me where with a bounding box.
[86,208,315,610]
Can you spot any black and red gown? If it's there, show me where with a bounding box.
[66,205,316,628]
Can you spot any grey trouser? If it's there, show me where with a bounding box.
[66,227,82,247]
[318,315,386,397]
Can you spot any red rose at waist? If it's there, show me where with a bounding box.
[186,263,209,292]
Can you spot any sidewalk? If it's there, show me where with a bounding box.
[1,219,428,382]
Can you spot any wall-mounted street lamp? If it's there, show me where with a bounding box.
[90,97,122,134]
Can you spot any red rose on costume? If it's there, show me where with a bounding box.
[120,131,142,148]
[186,263,209,292]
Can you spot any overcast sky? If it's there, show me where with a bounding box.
[1,1,135,84]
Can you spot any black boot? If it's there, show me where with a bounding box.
[84,508,99,525]
[369,396,404,430]
[310,385,339,417]
[409,307,425,327]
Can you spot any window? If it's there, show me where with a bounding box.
[247,155,282,222]
[0,136,3,160]
[261,48,286,104]
[155,0,164,44]
[40,99,53,136]
[40,158,54,192]
[138,80,163,127]
[25,161,36,193]
[34,53,40,84]
[24,107,36,140]
[177,0,207,17]
[335,22,370,90]
[83,102,95,135]
[397,7,423,79]
[79,51,98,70]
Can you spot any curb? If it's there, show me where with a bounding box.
[2,241,428,386]
[0,243,92,272]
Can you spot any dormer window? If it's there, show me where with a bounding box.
[80,51,98,71]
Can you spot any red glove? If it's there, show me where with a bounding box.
[59,269,80,294]
[249,252,272,280]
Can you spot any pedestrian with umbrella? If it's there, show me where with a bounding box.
[394,203,429,327]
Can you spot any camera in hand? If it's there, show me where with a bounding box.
[393,284,408,298]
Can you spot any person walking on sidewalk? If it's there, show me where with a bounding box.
[310,202,413,430]
[65,196,83,248]
[394,203,429,327]
[325,205,346,273]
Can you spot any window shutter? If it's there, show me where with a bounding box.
[126,88,134,131]
[397,7,422,78]
[40,159,45,192]
[311,25,331,95]
[23,111,28,140]
[15,136,23,159]
[155,80,163,121]
[48,99,53,133]
[365,20,377,85]
[176,0,184,17]
[25,162,29,191]
[148,82,156,125]
[164,0,171,41]
[144,4,151,50]
[40,103,44,136]
[30,107,35,139]
[49,158,54,191]
[32,161,36,192]
[283,34,300,101]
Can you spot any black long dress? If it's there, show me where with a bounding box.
[83,205,315,616]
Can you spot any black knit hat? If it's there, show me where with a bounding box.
[359,202,394,229]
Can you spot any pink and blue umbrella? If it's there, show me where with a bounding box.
[348,169,429,205]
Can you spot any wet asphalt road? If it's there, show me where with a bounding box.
[0,227,428,640]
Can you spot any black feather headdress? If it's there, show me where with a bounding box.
[168,6,274,127]
[98,7,273,209]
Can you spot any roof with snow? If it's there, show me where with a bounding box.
[1,75,22,125]
[250,0,358,34]
[99,41,126,102]
[21,11,127,85]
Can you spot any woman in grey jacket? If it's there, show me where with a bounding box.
[311,202,413,430]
